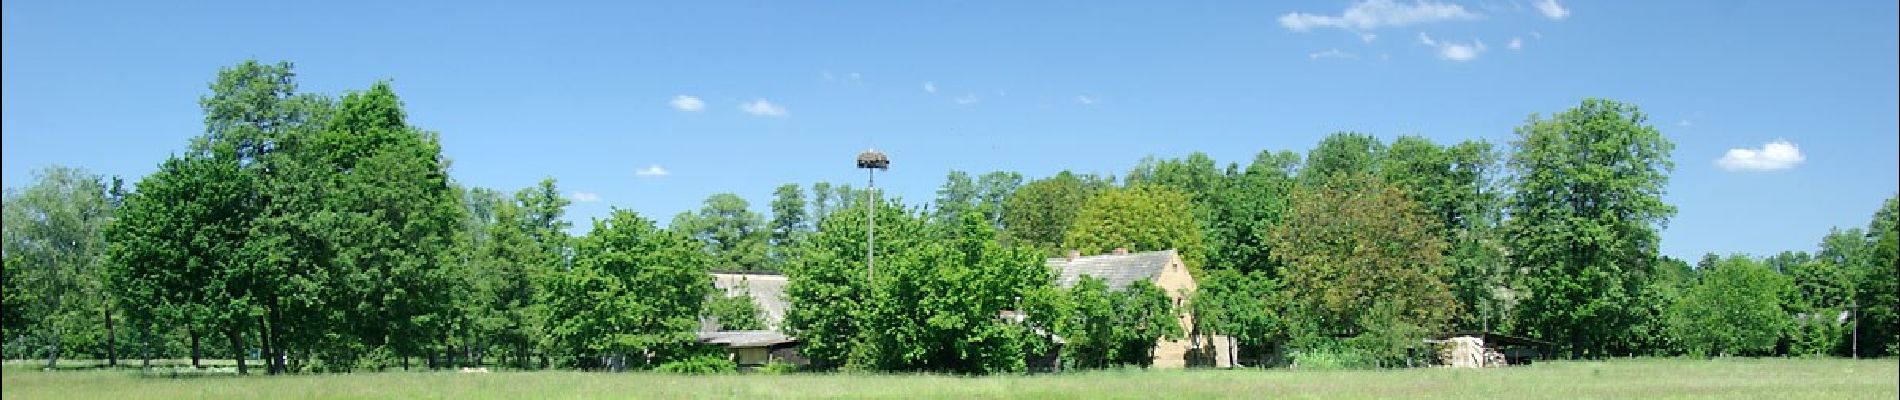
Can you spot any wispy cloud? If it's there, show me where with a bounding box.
[1533,0,1570,20]
[570,192,602,203]
[1073,95,1100,105]
[1279,0,1479,33]
[669,95,705,112]
[821,70,863,84]
[1309,49,1358,60]
[1508,37,1523,50]
[1717,140,1805,171]
[955,94,980,105]
[923,81,937,94]
[1419,33,1485,61]
[636,165,670,177]
[740,99,788,117]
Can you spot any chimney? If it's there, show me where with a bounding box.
[1067,250,1082,261]
[1112,247,1129,255]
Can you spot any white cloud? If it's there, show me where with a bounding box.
[636,165,670,177]
[955,94,980,105]
[1533,0,1570,20]
[669,95,705,112]
[1508,37,1523,50]
[1309,49,1358,60]
[1677,119,1693,127]
[1279,0,1479,32]
[1419,33,1485,61]
[1073,95,1100,105]
[1360,32,1379,42]
[923,81,937,94]
[1717,140,1805,171]
[739,99,788,117]
[570,192,602,203]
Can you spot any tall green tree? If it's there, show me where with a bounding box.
[1665,255,1792,357]
[1063,185,1206,273]
[1001,171,1103,252]
[544,209,711,370]
[5,166,116,368]
[782,203,1051,373]
[1381,136,1508,329]
[769,183,810,245]
[768,183,810,268]
[1852,195,1898,357]
[934,170,978,223]
[299,81,467,370]
[672,193,770,271]
[1298,132,1386,185]
[1270,173,1455,342]
[974,171,1023,230]
[1505,99,1676,358]
[1206,150,1301,275]
[1191,269,1285,367]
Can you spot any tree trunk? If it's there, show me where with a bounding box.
[43,338,60,371]
[228,328,248,375]
[189,329,202,368]
[140,333,152,369]
[104,302,118,367]
[257,315,276,375]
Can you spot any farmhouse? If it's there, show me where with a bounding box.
[699,251,1229,369]
[1046,248,1230,368]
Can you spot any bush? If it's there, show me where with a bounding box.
[655,355,736,374]
[1291,346,1375,370]
[759,361,799,374]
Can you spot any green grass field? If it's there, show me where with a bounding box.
[3,358,1894,399]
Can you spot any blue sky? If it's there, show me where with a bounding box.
[4,1,1895,260]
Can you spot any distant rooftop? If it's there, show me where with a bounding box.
[712,273,788,330]
[1045,249,1177,290]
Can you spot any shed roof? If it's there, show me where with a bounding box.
[697,330,798,348]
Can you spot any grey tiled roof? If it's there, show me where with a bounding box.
[1045,250,1175,290]
[712,273,788,330]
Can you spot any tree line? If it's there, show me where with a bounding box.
[3,61,1895,374]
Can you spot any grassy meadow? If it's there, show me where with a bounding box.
[3,358,1894,399]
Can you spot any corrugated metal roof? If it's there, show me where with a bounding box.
[1045,250,1175,290]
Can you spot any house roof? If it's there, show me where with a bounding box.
[697,330,797,348]
[1045,249,1177,290]
[712,273,789,330]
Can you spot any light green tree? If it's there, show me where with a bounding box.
[1666,255,1792,357]
[5,166,116,369]
[545,209,711,370]
[1063,185,1206,273]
